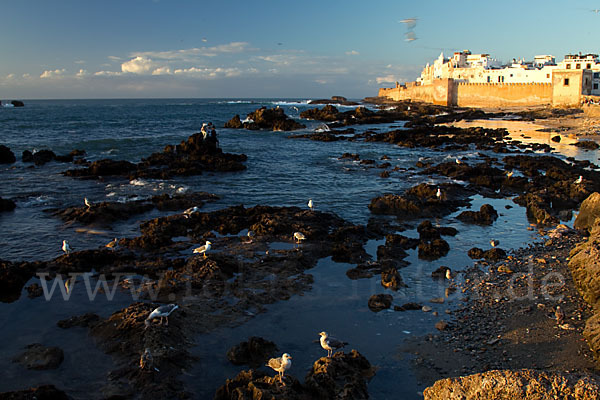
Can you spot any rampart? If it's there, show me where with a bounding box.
[454,82,552,107]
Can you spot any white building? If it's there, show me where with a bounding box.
[557,53,600,95]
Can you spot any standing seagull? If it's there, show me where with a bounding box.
[436,188,442,199]
[445,268,453,280]
[193,240,212,258]
[555,306,565,325]
[62,240,72,255]
[84,197,92,208]
[490,239,499,247]
[574,176,583,184]
[145,304,179,329]
[293,232,306,243]
[319,331,347,358]
[308,199,314,211]
[266,353,292,385]
[455,158,463,165]
[140,348,153,370]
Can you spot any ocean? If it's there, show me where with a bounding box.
[0,98,590,398]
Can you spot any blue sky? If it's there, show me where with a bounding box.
[2,0,600,99]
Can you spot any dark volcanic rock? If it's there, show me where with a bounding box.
[574,192,600,231]
[305,350,373,399]
[0,385,69,400]
[226,337,278,367]
[0,145,16,163]
[368,294,393,312]
[0,260,42,303]
[431,266,451,279]
[457,204,498,225]
[573,140,600,150]
[381,267,406,290]
[468,247,506,261]
[0,197,16,212]
[64,159,137,178]
[368,183,473,219]
[418,239,450,260]
[12,343,64,370]
[230,107,306,131]
[214,369,306,400]
[57,313,101,329]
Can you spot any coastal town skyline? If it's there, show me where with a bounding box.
[2,0,600,99]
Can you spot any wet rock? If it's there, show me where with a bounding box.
[369,183,473,219]
[574,192,600,231]
[381,267,406,290]
[417,220,458,240]
[0,145,16,163]
[0,384,69,399]
[305,350,373,399]
[26,283,43,298]
[57,313,101,329]
[418,239,450,260]
[423,369,600,400]
[214,369,306,400]
[457,204,498,225]
[395,302,422,311]
[431,266,451,279]
[226,337,278,367]
[229,107,306,131]
[308,96,359,106]
[368,294,393,312]
[551,135,561,142]
[0,197,16,212]
[12,343,64,370]
[25,149,56,165]
[573,140,600,150]
[0,259,42,303]
[64,159,137,178]
[435,321,449,331]
[468,247,506,261]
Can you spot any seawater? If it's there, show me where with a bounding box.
[0,99,596,399]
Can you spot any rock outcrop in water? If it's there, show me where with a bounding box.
[0,145,16,163]
[12,343,64,370]
[225,107,306,131]
[63,132,247,179]
[0,197,16,212]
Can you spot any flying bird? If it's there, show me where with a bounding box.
[62,240,72,255]
[319,331,347,357]
[293,232,306,243]
[266,353,292,385]
[145,304,179,329]
[193,240,212,258]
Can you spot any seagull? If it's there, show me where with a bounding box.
[490,239,499,247]
[106,238,119,250]
[266,353,292,385]
[140,348,153,370]
[555,306,565,325]
[241,116,254,124]
[506,171,514,178]
[183,206,200,218]
[319,331,347,358]
[84,197,92,208]
[436,188,442,199]
[62,240,72,255]
[455,158,463,165]
[193,240,212,258]
[308,199,314,211]
[145,304,179,329]
[574,175,583,184]
[293,232,306,243]
[445,269,453,280]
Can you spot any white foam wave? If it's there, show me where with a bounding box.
[129,178,148,186]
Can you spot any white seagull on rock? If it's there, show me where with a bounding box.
[436,188,442,199]
[145,304,179,329]
[106,238,119,250]
[193,240,212,258]
[308,199,314,211]
[574,176,583,184]
[84,197,92,208]
[266,353,292,385]
[490,239,499,247]
[293,232,306,243]
[319,331,347,358]
[62,240,72,255]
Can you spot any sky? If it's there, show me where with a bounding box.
[2,0,600,100]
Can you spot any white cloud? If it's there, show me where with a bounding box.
[40,69,66,79]
[345,50,359,56]
[375,74,398,84]
[173,66,242,79]
[108,56,122,62]
[95,70,122,76]
[75,60,86,65]
[152,67,172,75]
[76,69,88,78]
[134,42,251,60]
[121,56,157,74]
[315,79,328,84]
